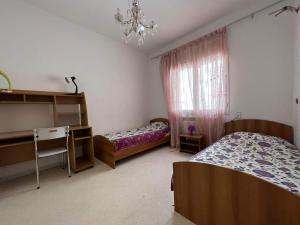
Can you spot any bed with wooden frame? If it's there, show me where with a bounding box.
[173,119,300,225]
[94,118,170,168]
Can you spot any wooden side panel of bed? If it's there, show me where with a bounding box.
[115,134,170,161]
[173,162,300,225]
[94,135,116,168]
[225,119,294,144]
[94,118,170,168]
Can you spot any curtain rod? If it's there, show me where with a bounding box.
[150,0,287,60]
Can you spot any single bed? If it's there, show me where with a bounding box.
[173,119,300,225]
[94,118,170,168]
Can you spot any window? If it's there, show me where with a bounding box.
[161,28,228,146]
[178,66,193,111]
[173,55,227,113]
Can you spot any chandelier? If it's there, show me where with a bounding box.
[114,0,157,46]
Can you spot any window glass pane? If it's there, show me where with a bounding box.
[173,55,226,113]
[178,66,193,111]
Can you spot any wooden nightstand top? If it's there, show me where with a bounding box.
[180,134,204,139]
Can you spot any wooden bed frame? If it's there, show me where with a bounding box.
[173,119,300,225]
[225,119,294,144]
[94,118,170,169]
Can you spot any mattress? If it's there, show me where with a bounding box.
[191,132,300,195]
[104,122,169,151]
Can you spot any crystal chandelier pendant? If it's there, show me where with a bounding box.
[114,0,157,46]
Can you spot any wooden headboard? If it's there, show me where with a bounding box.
[225,119,294,144]
[150,118,169,126]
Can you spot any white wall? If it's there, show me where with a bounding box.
[148,1,295,127]
[293,0,300,145]
[228,4,294,125]
[0,0,150,180]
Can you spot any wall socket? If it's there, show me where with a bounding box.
[235,112,242,120]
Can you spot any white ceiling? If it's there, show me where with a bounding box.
[21,0,272,54]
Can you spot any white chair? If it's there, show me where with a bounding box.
[33,126,71,189]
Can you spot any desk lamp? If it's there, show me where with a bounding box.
[65,76,78,95]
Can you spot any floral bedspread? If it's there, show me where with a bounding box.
[104,122,169,151]
[191,132,300,195]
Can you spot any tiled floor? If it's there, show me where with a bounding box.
[0,147,194,225]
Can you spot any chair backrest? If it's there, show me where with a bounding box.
[33,126,69,141]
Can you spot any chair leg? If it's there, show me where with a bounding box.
[62,152,65,169]
[35,156,40,189]
[66,151,71,178]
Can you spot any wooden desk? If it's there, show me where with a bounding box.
[0,90,94,172]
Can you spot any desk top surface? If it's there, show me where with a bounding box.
[0,126,91,140]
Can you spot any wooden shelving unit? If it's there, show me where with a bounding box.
[180,134,204,154]
[0,89,94,173]
[69,126,94,172]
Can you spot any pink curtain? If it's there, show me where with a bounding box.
[161,28,229,148]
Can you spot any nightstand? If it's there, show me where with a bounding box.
[180,134,204,154]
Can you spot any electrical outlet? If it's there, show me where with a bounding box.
[235,112,242,120]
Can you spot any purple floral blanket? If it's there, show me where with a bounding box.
[104,122,169,151]
[191,132,300,195]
